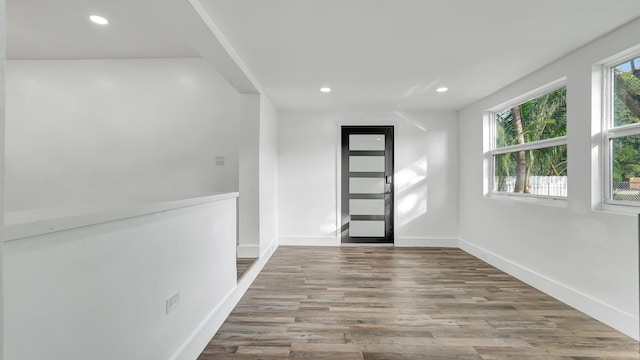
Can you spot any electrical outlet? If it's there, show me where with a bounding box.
[215,156,225,166]
[166,292,180,315]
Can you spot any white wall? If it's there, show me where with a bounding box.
[278,112,337,243]
[458,18,640,339]
[0,0,6,357]
[278,111,458,246]
[237,94,260,257]
[237,95,279,257]
[4,197,237,360]
[258,96,279,254]
[5,58,239,214]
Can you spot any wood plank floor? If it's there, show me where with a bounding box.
[200,246,639,359]
[237,258,257,281]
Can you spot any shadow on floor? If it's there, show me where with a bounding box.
[236,257,257,281]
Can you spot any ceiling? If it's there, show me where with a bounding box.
[6,0,199,59]
[199,0,640,111]
[6,0,640,111]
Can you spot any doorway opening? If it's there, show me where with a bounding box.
[341,126,394,244]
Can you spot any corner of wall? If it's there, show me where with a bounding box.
[238,94,261,252]
[458,238,640,341]
[395,237,458,247]
[0,0,6,357]
[258,95,279,254]
[172,237,279,360]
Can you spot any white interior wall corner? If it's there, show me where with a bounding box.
[0,0,6,357]
[238,94,261,249]
[457,17,640,340]
[277,111,459,244]
[258,96,279,253]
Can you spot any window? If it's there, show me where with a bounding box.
[604,53,640,206]
[490,86,567,198]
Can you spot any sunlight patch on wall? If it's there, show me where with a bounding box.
[393,111,427,131]
[396,156,427,192]
[312,212,337,236]
[396,156,428,226]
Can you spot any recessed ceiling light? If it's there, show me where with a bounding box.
[436,87,449,93]
[320,87,331,93]
[89,15,109,25]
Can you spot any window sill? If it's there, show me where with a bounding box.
[486,192,568,208]
[597,202,640,216]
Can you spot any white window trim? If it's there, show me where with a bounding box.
[491,136,567,155]
[602,52,640,208]
[488,191,569,206]
[487,82,568,200]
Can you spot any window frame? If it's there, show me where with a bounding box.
[602,51,640,208]
[488,81,568,200]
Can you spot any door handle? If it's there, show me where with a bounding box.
[385,175,392,184]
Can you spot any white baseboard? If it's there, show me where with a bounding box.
[260,236,280,260]
[279,236,459,248]
[237,244,259,258]
[278,236,340,246]
[395,237,458,247]
[172,239,279,360]
[459,238,640,341]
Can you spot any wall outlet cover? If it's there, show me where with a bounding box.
[166,292,180,315]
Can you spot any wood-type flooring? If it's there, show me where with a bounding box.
[200,246,639,359]
[237,258,257,280]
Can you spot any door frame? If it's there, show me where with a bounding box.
[335,121,398,246]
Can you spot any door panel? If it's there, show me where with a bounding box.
[349,221,385,237]
[349,156,386,172]
[341,126,394,244]
[349,178,385,194]
[349,135,385,150]
[349,199,385,215]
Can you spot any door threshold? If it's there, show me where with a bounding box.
[341,243,394,247]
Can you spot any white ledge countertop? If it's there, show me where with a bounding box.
[4,192,239,242]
